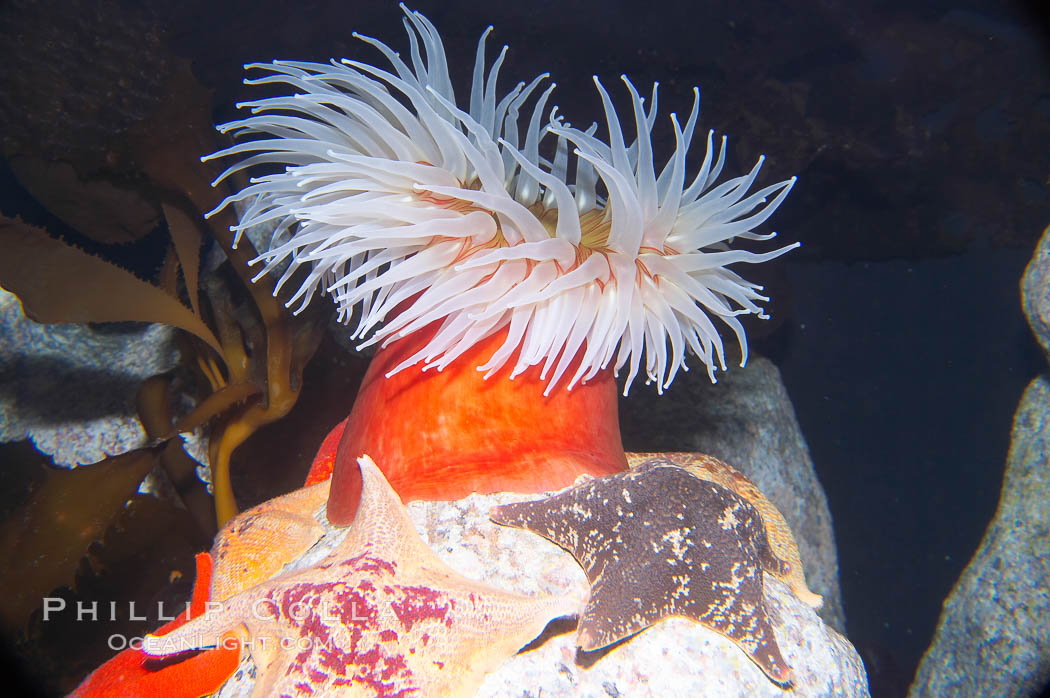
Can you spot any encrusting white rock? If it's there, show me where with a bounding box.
[0,288,177,466]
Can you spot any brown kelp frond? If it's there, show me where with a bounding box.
[127,62,234,246]
[0,207,321,526]
[136,374,225,538]
[0,443,159,634]
[23,492,205,694]
[160,203,204,318]
[173,382,263,436]
[120,62,328,526]
[7,156,160,245]
[0,10,330,689]
[187,251,325,525]
[1,59,324,530]
[90,492,210,573]
[0,215,223,355]
[203,306,327,525]
[157,243,181,298]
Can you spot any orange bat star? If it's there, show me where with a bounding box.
[144,455,581,697]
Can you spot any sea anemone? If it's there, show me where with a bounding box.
[205,5,797,513]
[207,6,796,396]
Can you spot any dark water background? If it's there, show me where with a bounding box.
[1,0,1048,696]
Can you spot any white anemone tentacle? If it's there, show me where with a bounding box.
[204,4,798,396]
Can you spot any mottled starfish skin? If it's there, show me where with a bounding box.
[490,461,793,686]
[210,480,329,602]
[627,452,822,609]
[146,456,579,698]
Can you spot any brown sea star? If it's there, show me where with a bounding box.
[490,457,795,686]
[627,452,822,609]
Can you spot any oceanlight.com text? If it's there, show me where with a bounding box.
[109,633,345,653]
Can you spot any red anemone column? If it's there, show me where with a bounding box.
[326,320,627,524]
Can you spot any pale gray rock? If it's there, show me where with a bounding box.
[0,288,177,466]
[216,484,868,697]
[910,225,1050,698]
[909,374,1050,698]
[620,356,845,632]
[1022,224,1050,358]
[478,577,866,698]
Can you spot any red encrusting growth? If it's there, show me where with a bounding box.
[71,553,241,698]
[325,319,628,524]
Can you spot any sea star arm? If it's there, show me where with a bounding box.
[71,553,242,698]
[145,456,583,697]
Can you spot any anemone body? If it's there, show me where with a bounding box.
[326,315,625,520]
[207,7,797,503]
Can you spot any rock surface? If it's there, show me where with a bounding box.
[620,356,845,632]
[0,288,177,466]
[217,483,868,697]
[1022,224,1050,359]
[910,370,1050,692]
[910,374,1050,697]
[910,224,1050,698]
